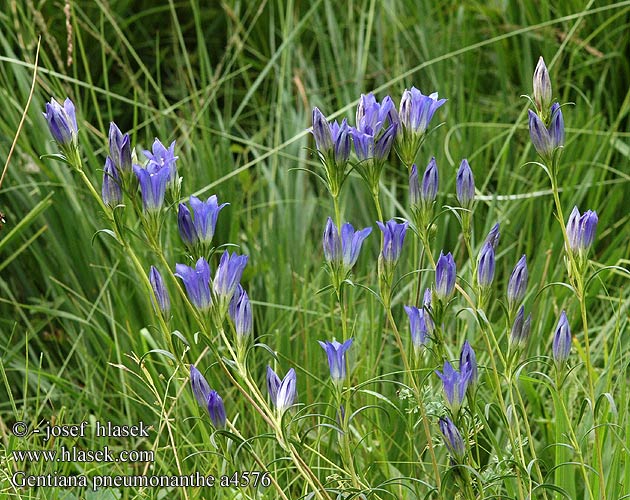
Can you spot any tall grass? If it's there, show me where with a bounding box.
[1,1,629,499]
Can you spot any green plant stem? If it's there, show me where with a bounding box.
[550,171,605,499]
[384,306,442,495]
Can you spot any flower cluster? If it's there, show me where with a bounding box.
[528,57,565,164]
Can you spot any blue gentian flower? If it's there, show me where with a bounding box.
[133,163,171,212]
[439,416,466,462]
[324,218,372,272]
[149,266,170,315]
[398,87,447,136]
[175,257,212,310]
[178,195,228,247]
[510,305,532,349]
[213,251,248,304]
[552,310,571,368]
[177,204,196,246]
[528,103,564,162]
[351,93,398,162]
[421,157,439,205]
[102,157,122,207]
[435,251,456,301]
[266,366,297,413]
[477,241,495,288]
[143,138,178,182]
[108,122,132,174]
[43,97,78,148]
[190,364,211,408]
[377,219,409,264]
[459,341,478,389]
[566,206,598,253]
[319,338,353,384]
[436,360,470,416]
[456,159,475,208]
[485,223,500,250]
[229,285,252,338]
[404,305,429,352]
[207,390,226,429]
[507,255,528,310]
[311,108,351,167]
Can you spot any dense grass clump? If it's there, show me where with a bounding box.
[1,1,629,499]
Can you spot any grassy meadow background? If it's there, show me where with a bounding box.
[1,0,630,498]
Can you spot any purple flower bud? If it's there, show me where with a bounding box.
[43,97,78,148]
[566,206,598,253]
[330,119,351,165]
[312,107,334,154]
[459,341,478,388]
[533,57,552,113]
[177,204,196,246]
[267,366,297,412]
[435,251,456,300]
[108,122,132,174]
[477,240,495,288]
[439,416,466,462]
[149,266,170,315]
[421,157,439,204]
[409,163,421,207]
[102,157,122,207]
[175,257,212,310]
[213,251,248,303]
[510,305,531,348]
[549,103,565,150]
[133,163,170,212]
[229,285,252,337]
[436,360,470,416]
[399,87,447,136]
[552,310,571,367]
[190,364,211,408]
[323,217,342,263]
[207,390,226,428]
[377,219,409,264]
[485,223,500,250]
[456,159,475,208]
[507,255,528,309]
[319,338,353,383]
[404,305,429,350]
[374,123,398,160]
